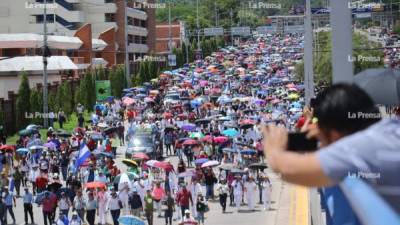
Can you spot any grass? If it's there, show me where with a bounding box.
[6,112,91,145]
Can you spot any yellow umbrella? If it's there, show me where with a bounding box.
[122,159,138,167]
[288,93,299,100]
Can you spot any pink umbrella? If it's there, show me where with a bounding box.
[199,80,208,87]
[182,139,198,146]
[213,136,229,144]
[123,97,136,106]
[145,160,159,167]
[202,135,213,142]
[201,160,220,168]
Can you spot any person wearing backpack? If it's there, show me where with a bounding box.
[196,194,207,225]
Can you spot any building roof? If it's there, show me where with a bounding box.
[0,56,78,72]
[92,39,108,51]
[0,33,83,50]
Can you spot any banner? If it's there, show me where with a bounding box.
[95,80,111,101]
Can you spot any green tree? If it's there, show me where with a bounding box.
[30,89,42,124]
[96,66,106,80]
[60,81,73,115]
[15,72,31,129]
[110,66,125,98]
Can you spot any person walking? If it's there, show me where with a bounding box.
[196,194,207,225]
[261,175,272,210]
[128,189,142,217]
[0,197,6,225]
[107,189,122,225]
[152,182,165,218]
[217,179,229,213]
[85,192,97,225]
[144,189,154,225]
[204,169,217,201]
[97,188,108,225]
[3,187,16,225]
[23,187,34,224]
[164,190,175,225]
[244,176,257,211]
[73,190,86,222]
[42,192,55,225]
[176,185,193,221]
[231,175,243,211]
[58,192,72,216]
[188,178,202,218]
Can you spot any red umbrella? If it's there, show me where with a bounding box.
[85,181,106,189]
[177,113,188,120]
[0,145,15,151]
[132,153,150,160]
[182,139,198,146]
[163,112,173,119]
[154,161,174,171]
[213,136,229,144]
[240,119,256,125]
[201,135,213,142]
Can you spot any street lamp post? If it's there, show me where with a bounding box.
[196,0,201,57]
[43,0,49,128]
[304,0,315,105]
[168,0,172,54]
[124,0,131,86]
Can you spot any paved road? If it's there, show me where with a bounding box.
[8,144,299,225]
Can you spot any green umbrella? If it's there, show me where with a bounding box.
[113,172,138,184]
[19,129,32,136]
[190,132,204,139]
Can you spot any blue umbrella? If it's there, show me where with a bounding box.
[179,123,197,132]
[291,102,302,108]
[118,216,145,225]
[222,148,237,153]
[35,191,53,204]
[195,158,209,165]
[241,149,257,155]
[190,100,202,108]
[222,129,239,137]
[16,148,29,155]
[99,152,114,158]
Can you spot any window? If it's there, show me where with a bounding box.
[141,36,147,44]
[128,35,134,44]
[141,20,146,27]
[105,13,115,22]
[36,14,54,23]
[105,0,114,3]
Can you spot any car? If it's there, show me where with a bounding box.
[125,134,157,159]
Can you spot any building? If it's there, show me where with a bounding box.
[0,0,156,62]
[155,21,186,55]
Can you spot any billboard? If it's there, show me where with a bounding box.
[231,27,251,36]
[204,27,224,36]
[95,80,111,101]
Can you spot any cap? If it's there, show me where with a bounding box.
[185,209,190,214]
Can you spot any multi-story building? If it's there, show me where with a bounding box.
[155,21,186,55]
[0,0,155,61]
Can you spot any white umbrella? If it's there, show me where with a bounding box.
[201,160,220,168]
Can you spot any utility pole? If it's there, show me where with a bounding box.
[124,0,131,86]
[214,2,218,27]
[304,0,315,105]
[168,0,172,54]
[230,8,234,46]
[196,0,201,58]
[43,0,49,128]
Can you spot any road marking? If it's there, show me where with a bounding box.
[295,186,310,225]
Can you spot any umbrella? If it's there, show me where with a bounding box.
[114,173,138,184]
[16,148,29,154]
[164,125,176,132]
[99,152,114,158]
[28,145,44,151]
[26,124,41,130]
[240,149,257,155]
[195,119,211,124]
[0,145,15,151]
[222,148,237,153]
[163,112,173,119]
[213,136,229,144]
[239,123,254,130]
[145,160,159,168]
[201,160,220,168]
[180,123,197,132]
[190,132,204,139]
[18,129,32,136]
[195,158,209,165]
[132,153,150,160]
[182,139,198,146]
[218,163,236,170]
[85,181,106,189]
[47,182,62,192]
[35,191,53,204]
[103,127,117,135]
[43,142,57,150]
[122,159,138,167]
[56,187,75,201]
[154,161,174,171]
[178,170,196,178]
[118,215,145,225]
[222,129,239,137]
[231,169,246,174]
[55,130,71,138]
[249,163,268,170]
[201,135,213,142]
[123,97,136,106]
[354,68,400,105]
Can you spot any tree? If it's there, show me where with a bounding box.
[79,72,96,111]
[15,72,31,129]
[30,89,42,125]
[96,66,106,80]
[59,81,73,115]
[110,66,125,98]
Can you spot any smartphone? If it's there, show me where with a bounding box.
[287,132,318,152]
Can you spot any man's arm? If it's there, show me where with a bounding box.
[268,150,334,187]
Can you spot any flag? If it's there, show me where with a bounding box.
[75,144,91,169]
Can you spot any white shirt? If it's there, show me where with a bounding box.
[107,196,121,210]
[217,183,229,195]
[188,183,202,198]
[231,180,243,195]
[244,181,257,194]
[58,198,71,210]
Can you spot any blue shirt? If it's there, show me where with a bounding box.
[4,193,13,206]
[317,119,400,212]
[23,192,33,204]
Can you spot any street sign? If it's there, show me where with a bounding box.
[231,26,251,36]
[203,27,224,36]
[256,26,278,34]
[95,80,111,101]
[168,54,176,66]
